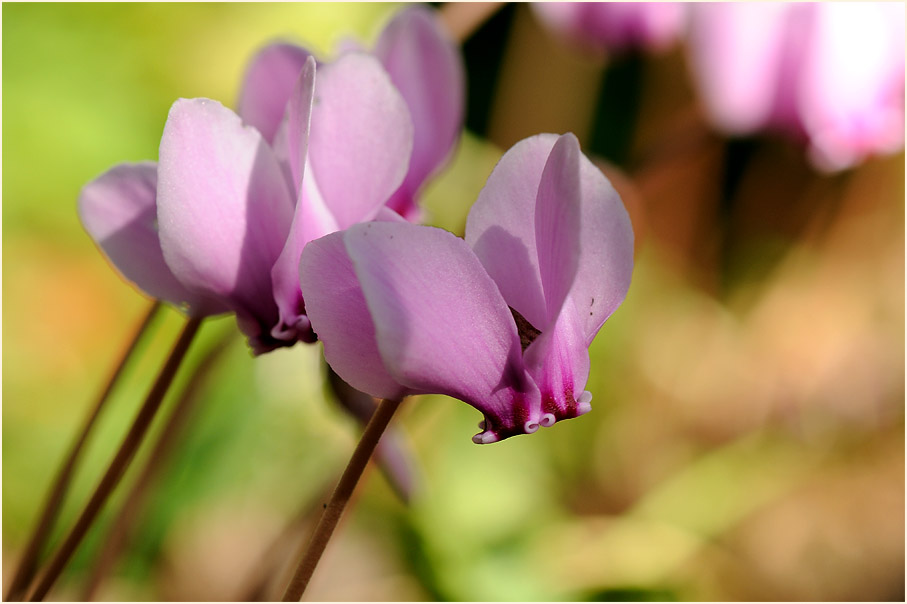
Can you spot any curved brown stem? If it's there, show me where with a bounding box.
[5,301,162,602]
[281,397,402,602]
[27,315,203,602]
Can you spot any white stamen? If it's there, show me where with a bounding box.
[540,413,556,427]
[524,420,540,434]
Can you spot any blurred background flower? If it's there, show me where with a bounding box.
[3,2,903,601]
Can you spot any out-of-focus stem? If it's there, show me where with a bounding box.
[5,301,162,602]
[280,397,402,602]
[80,329,235,600]
[27,316,203,602]
[439,2,505,43]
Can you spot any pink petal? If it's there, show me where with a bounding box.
[307,52,414,229]
[237,42,311,144]
[373,5,465,217]
[298,231,405,400]
[466,134,634,345]
[523,298,592,424]
[799,3,906,171]
[270,57,319,342]
[78,162,223,316]
[535,133,582,325]
[157,98,294,351]
[570,143,635,343]
[686,3,793,134]
[344,222,541,442]
[465,134,555,331]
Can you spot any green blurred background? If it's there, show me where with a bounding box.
[3,3,904,601]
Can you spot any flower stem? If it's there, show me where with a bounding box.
[280,397,402,602]
[27,315,203,602]
[5,301,162,602]
[80,328,234,600]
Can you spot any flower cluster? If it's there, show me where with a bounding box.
[79,6,635,443]
[686,2,905,171]
[79,6,464,354]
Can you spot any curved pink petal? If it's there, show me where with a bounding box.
[523,298,592,425]
[535,133,582,325]
[157,98,294,353]
[270,57,318,343]
[373,5,465,217]
[344,222,541,443]
[571,141,635,343]
[237,42,312,144]
[298,231,405,400]
[799,2,906,171]
[465,134,556,331]
[308,52,413,229]
[466,133,633,345]
[78,162,224,316]
[686,3,792,134]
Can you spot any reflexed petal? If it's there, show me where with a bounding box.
[374,5,465,216]
[308,52,413,229]
[78,162,223,316]
[571,140,635,343]
[237,42,311,144]
[535,133,582,325]
[524,299,592,423]
[344,222,540,440]
[298,231,405,400]
[271,58,319,343]
[284,56,316,196]
[158,98,294,346]
[686,3,791,134]
[466,134,557,331]
[799,2,906,171]
[466,133,634,344]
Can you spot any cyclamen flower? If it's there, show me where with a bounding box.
[687,2,905,172]
[237,5,465,220]
[80,6,463,354]
[81,52,414,354]
[533,2,686,54]
[299,133,634,443]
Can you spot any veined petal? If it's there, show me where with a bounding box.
[374,5,465,217]
[344,222,540,442]
[523,298,592,425]
[78,162,223,316]
[158,98,294,350]
[271,58,318,343]
[465,134,557,331]
[237,42,312,144]
[298,231,405,400]
[535,133,582,326]
[571,141,635,343]
[466,133,634,344]
[308,52,414,229]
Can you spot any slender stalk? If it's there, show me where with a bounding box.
[5,301,161,602]
[80,329,234,600]
[281,397,402,602]
[27,316,204,602]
